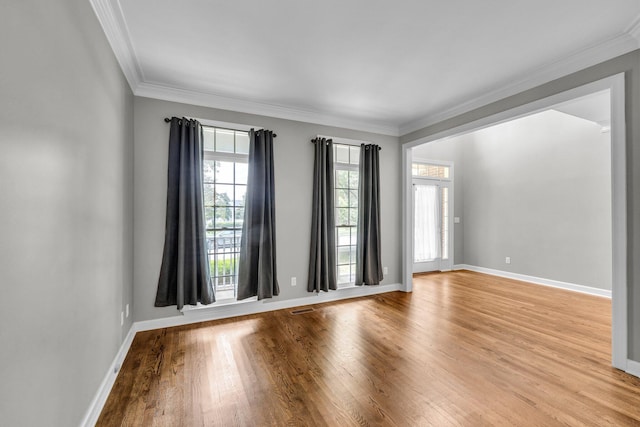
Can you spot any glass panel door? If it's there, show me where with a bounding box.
[414,184,441,263]
[413,180,453,272]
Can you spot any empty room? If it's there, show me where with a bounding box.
[3,1,640,426]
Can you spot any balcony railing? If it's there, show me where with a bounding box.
[207,231,241,300]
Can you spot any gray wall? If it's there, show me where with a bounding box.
[0,1,134,426]
[133,97,401,322]
[401,50,640,360]
[415,110,612,289]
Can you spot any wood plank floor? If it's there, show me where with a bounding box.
[98,271,640,426]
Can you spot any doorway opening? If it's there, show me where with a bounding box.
[412,161,453,273]
[401,74,627,370]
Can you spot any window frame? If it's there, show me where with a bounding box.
[411,161,451,180]
[334,155,359,287]
[411,159,454,269]
[202,123,252,303]
[324,136,368,288]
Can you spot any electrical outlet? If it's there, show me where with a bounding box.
[454,217,461,224]
[505,257,511,264]
[125,304,129,318]
[291,277,297,286]
[383,266,388,275]
[120,311,124,326]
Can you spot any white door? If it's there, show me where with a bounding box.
[413,180,452,272]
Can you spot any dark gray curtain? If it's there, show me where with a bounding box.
[308,138,337,292]
[355,144,384,285]
[155,117,214,309]
[237,129,279,300]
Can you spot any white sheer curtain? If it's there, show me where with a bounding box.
[414,184,441,262]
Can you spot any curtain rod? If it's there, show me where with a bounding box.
[164,118,276,137]
[310,138,381,151]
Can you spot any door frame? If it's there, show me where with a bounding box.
[401,74,627,371]
[411,161,454,273]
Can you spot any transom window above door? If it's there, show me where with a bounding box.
[412,162,450,179]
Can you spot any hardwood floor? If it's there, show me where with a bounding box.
[98,271,640,426]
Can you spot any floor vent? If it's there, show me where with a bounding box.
[290,307,315,315]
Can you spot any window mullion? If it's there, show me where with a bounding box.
[202,124,249,302]
[334,148,360,287]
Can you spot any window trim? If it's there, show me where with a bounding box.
[334,160,358,287]
[199,120,256,307]
[199,118,259,133]
[411,158,453,181]
[325,136,367,288]
[203,151,248,163]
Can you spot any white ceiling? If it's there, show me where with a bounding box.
[553,90,611,128]
[412,89,611,156]
[91,0,640,136]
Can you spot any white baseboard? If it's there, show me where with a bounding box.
[136,283,402,332]
[79,325,136,427]
[626,359,640,378]
[453,264,611,298]
[81,283,402,425]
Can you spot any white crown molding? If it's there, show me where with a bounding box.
[91,0,639,139]
[399,31,640,136]
[89,0,400,136]
[625,14,640,43]
[135,82,400,136]
[89,0,143,89]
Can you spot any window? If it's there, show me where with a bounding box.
[412,163,449,179]
[202,126,249,300]
[334,143,360,286]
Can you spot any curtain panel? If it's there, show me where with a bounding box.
[155,117,215,309]
[308,138,337,292]
[237,129,280,300]
[355,144,384,286]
